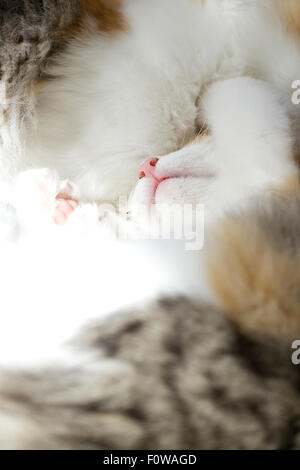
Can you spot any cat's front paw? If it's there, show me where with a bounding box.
[53,195,78,226]
[52,179,79,226]
[15,169,79,226]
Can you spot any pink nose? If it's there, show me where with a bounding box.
[138,158,164,186]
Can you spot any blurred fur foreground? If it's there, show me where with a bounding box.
[0,191,300,450]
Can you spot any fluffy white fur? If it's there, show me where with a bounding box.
[0,0,300,367]
[11,0,299,217]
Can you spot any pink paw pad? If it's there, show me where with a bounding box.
[138,158,165,188]
[53,196,78,226]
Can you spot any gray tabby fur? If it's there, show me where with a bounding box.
[0,0,79,173]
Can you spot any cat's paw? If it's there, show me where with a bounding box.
[52,180,79,226]
[15,169,79,226]
[53,195,78,226]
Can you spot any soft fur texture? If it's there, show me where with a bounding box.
[1,0,300,208]
[0,0,79,174]
[1,0,300,450]
[0,294,299,450]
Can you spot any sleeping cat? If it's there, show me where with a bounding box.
[1,0,300,229]
[1,0,300,450]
